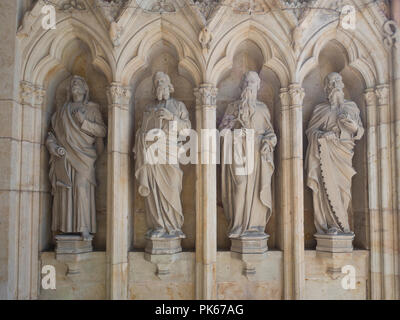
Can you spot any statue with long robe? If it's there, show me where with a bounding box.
[46,76,106,240]
[220,71,276,239]
[134,72,191,239]
[305,72,364,235]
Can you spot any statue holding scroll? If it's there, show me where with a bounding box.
[46,76,106,241]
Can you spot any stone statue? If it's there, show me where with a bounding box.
[305,72,364,236]
[219,71,277,239]
[46,76,106,241]
[134,71,191,240]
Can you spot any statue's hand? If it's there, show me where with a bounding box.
[74,108,86,125]
[156,108,174,121]
[57,146,66,157]
[339,117,358,133]
[261,141,272,155]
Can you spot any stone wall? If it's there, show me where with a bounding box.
[1,0,399,300]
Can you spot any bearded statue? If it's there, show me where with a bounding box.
[46,76,107,241]
[134,71,191,239]
[305,72,364,236]
[219,71,276,239]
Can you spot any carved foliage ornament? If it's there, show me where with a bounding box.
[364,89,376,107]
[229,0,268,14]
[150,0,176,13]
[375,85,389,106]
[194,85,218,107]
[20,81,46,106]
[192,0,220,21]
[95,0,128,22]
[289,85,305,106]
[60,0,86,11]
[107,83,131,106]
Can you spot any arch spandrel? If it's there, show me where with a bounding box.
[117,19,203,86]
[296,19,388,88]
[20,13,115,85]
[207,19,295,87]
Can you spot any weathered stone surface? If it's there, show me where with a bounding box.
[1,0,399,301]
[230,234,269,254]
[315,233,355,253]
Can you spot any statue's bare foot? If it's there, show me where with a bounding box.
[81,229,91,241]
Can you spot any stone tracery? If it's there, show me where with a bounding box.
[1,0,399,301]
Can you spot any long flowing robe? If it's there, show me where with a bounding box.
[305,100,364,234]
[46,102,106,233]
[220,100,276,238]
[134,98,191,236]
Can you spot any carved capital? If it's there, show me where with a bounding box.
[34,86,46,106]
[288,84,305,106]
[375,84,389,106]
[20,81,35,105]
[107,83,131,106]
[194,84,218,107]
[279,88,290,107]
[364,88,376,107]
[20,81,45,107]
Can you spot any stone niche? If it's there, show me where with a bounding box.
[216,39,282,250]
[39,39,109,252]
[130,40,196,251]
[302,40,368,250]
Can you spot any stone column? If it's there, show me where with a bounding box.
[106,83,132,300]
[17,82,45,300]
[0,0,29,300]
[194,84,218,300]
[364,88,381,299]
[376,84,395,299]
[279,88,292,299]
[392,0,400,27]
[279,84,305,300]
[393,29,400,303]
[384,17,400,300]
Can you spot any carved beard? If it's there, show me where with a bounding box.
[238,86,256,126]
[328,87,345,107]
[156,85,170,101]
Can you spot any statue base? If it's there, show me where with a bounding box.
[145,236,182,255]
[55,234,93,254]
[55,234,94,276]
[144,252,181,279]
[314,233,354,253]
[230,234,269,254]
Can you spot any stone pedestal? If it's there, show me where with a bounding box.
[145,236,182,255]
[230,234,269,254]
[144,252,181,279]
[314,233,355,253]
[55,234,94,276]
[55,234,93,254]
